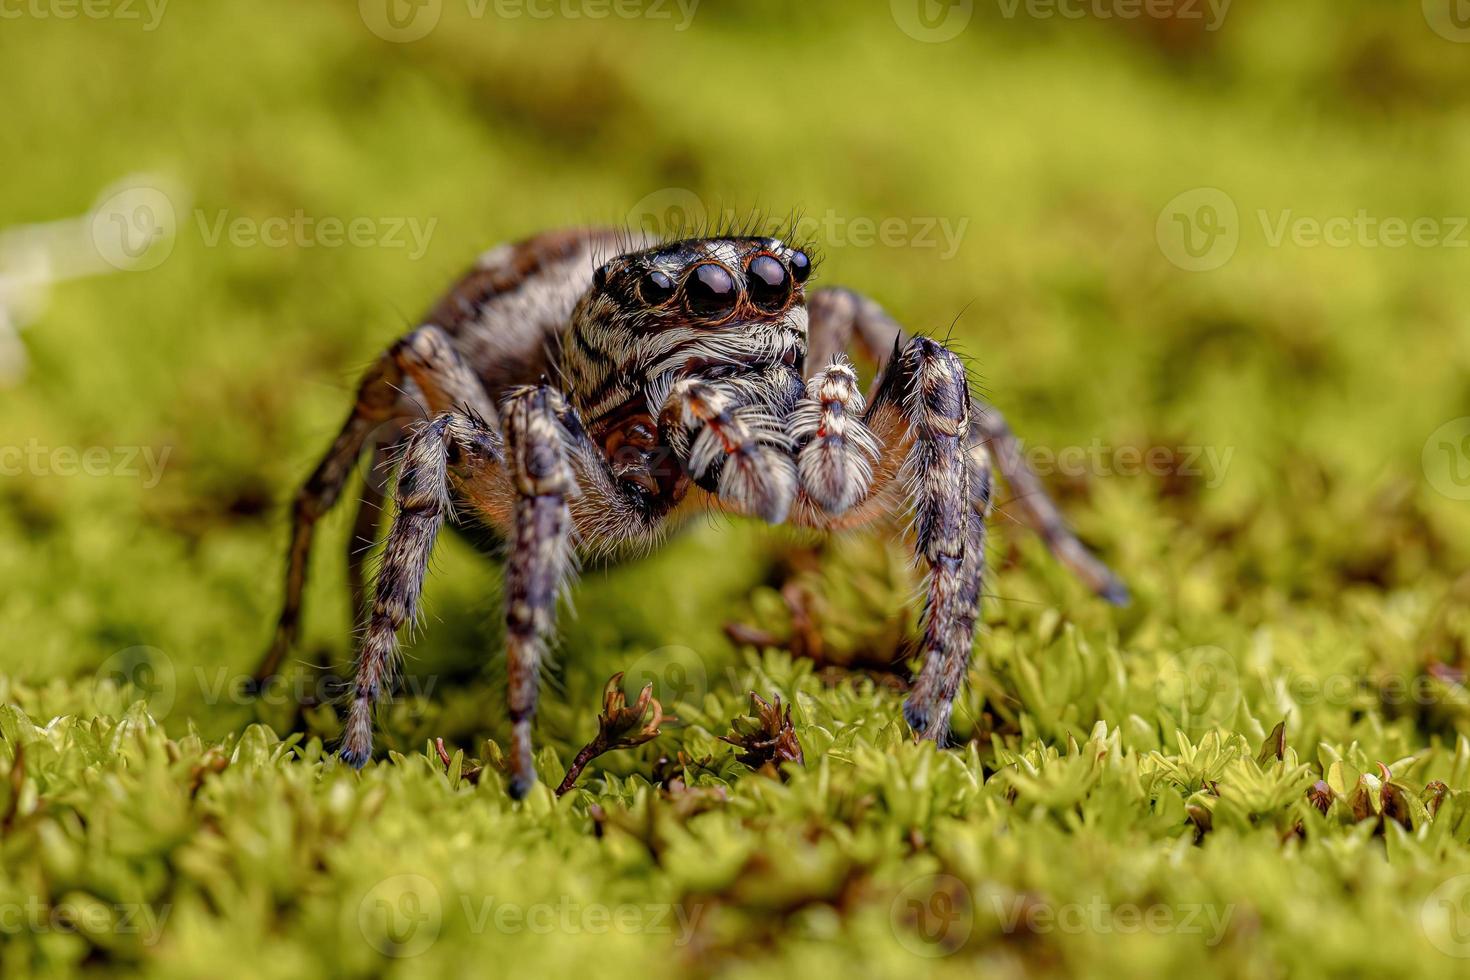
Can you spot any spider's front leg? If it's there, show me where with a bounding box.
[875,336,993,742]
[498,386,580,799]
[340,410,502,766]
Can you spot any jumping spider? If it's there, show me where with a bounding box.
[253,227,1127,798]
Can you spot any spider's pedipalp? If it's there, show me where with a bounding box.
[661,376,797,524]
[792,355,878,515]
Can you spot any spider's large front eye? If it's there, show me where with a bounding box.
[683,263,739,318]
[789,249,811,284]
[746,254,790,312]
[638,269,677,305]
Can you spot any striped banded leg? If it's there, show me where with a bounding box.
[660,377,797,524]
[346,437,392,633]
[393,324,498,423]
[791,355,879,514]
[500,386,580,799]
[887,337,986,743]
[339,412,502,767]
[260,323,506,688]
[256,355,405,685]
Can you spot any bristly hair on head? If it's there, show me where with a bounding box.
[597,202,822,275]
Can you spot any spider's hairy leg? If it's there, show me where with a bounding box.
[809,286,1127,605]
[499,385,580,799]
[883,337,988,743]
[973,407,1129,604]
[256,354,406,685]
[340,411,502,767]
[791,355,879,514]
[347,428,405,631]
[660,375,797,524]
[258,324,504,687]
[393,324,498,423]
[346,323,504,625]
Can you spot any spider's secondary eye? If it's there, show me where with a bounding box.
[592,264,609,291]
[789,249,811,283]
[638,269,676,305]
[746,254,790,311]
[683,263,739,318]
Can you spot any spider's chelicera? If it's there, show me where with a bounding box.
[254,228,1127,798]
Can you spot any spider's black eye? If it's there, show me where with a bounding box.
[638,269,676,305]
[592,265,609,291]
[746,254,790,312]
[789,249,811,283]
[683,263,739,318]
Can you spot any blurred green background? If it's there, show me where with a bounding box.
[3,1,1470,977]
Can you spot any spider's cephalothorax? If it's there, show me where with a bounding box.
[562,236,814,524]
[255,227,1128,798]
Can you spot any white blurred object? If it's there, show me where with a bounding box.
[0,173,186,386]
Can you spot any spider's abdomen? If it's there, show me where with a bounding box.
[422,227,640,405]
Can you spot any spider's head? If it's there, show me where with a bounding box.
[568,236,816,511]
[582,236,814,379]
